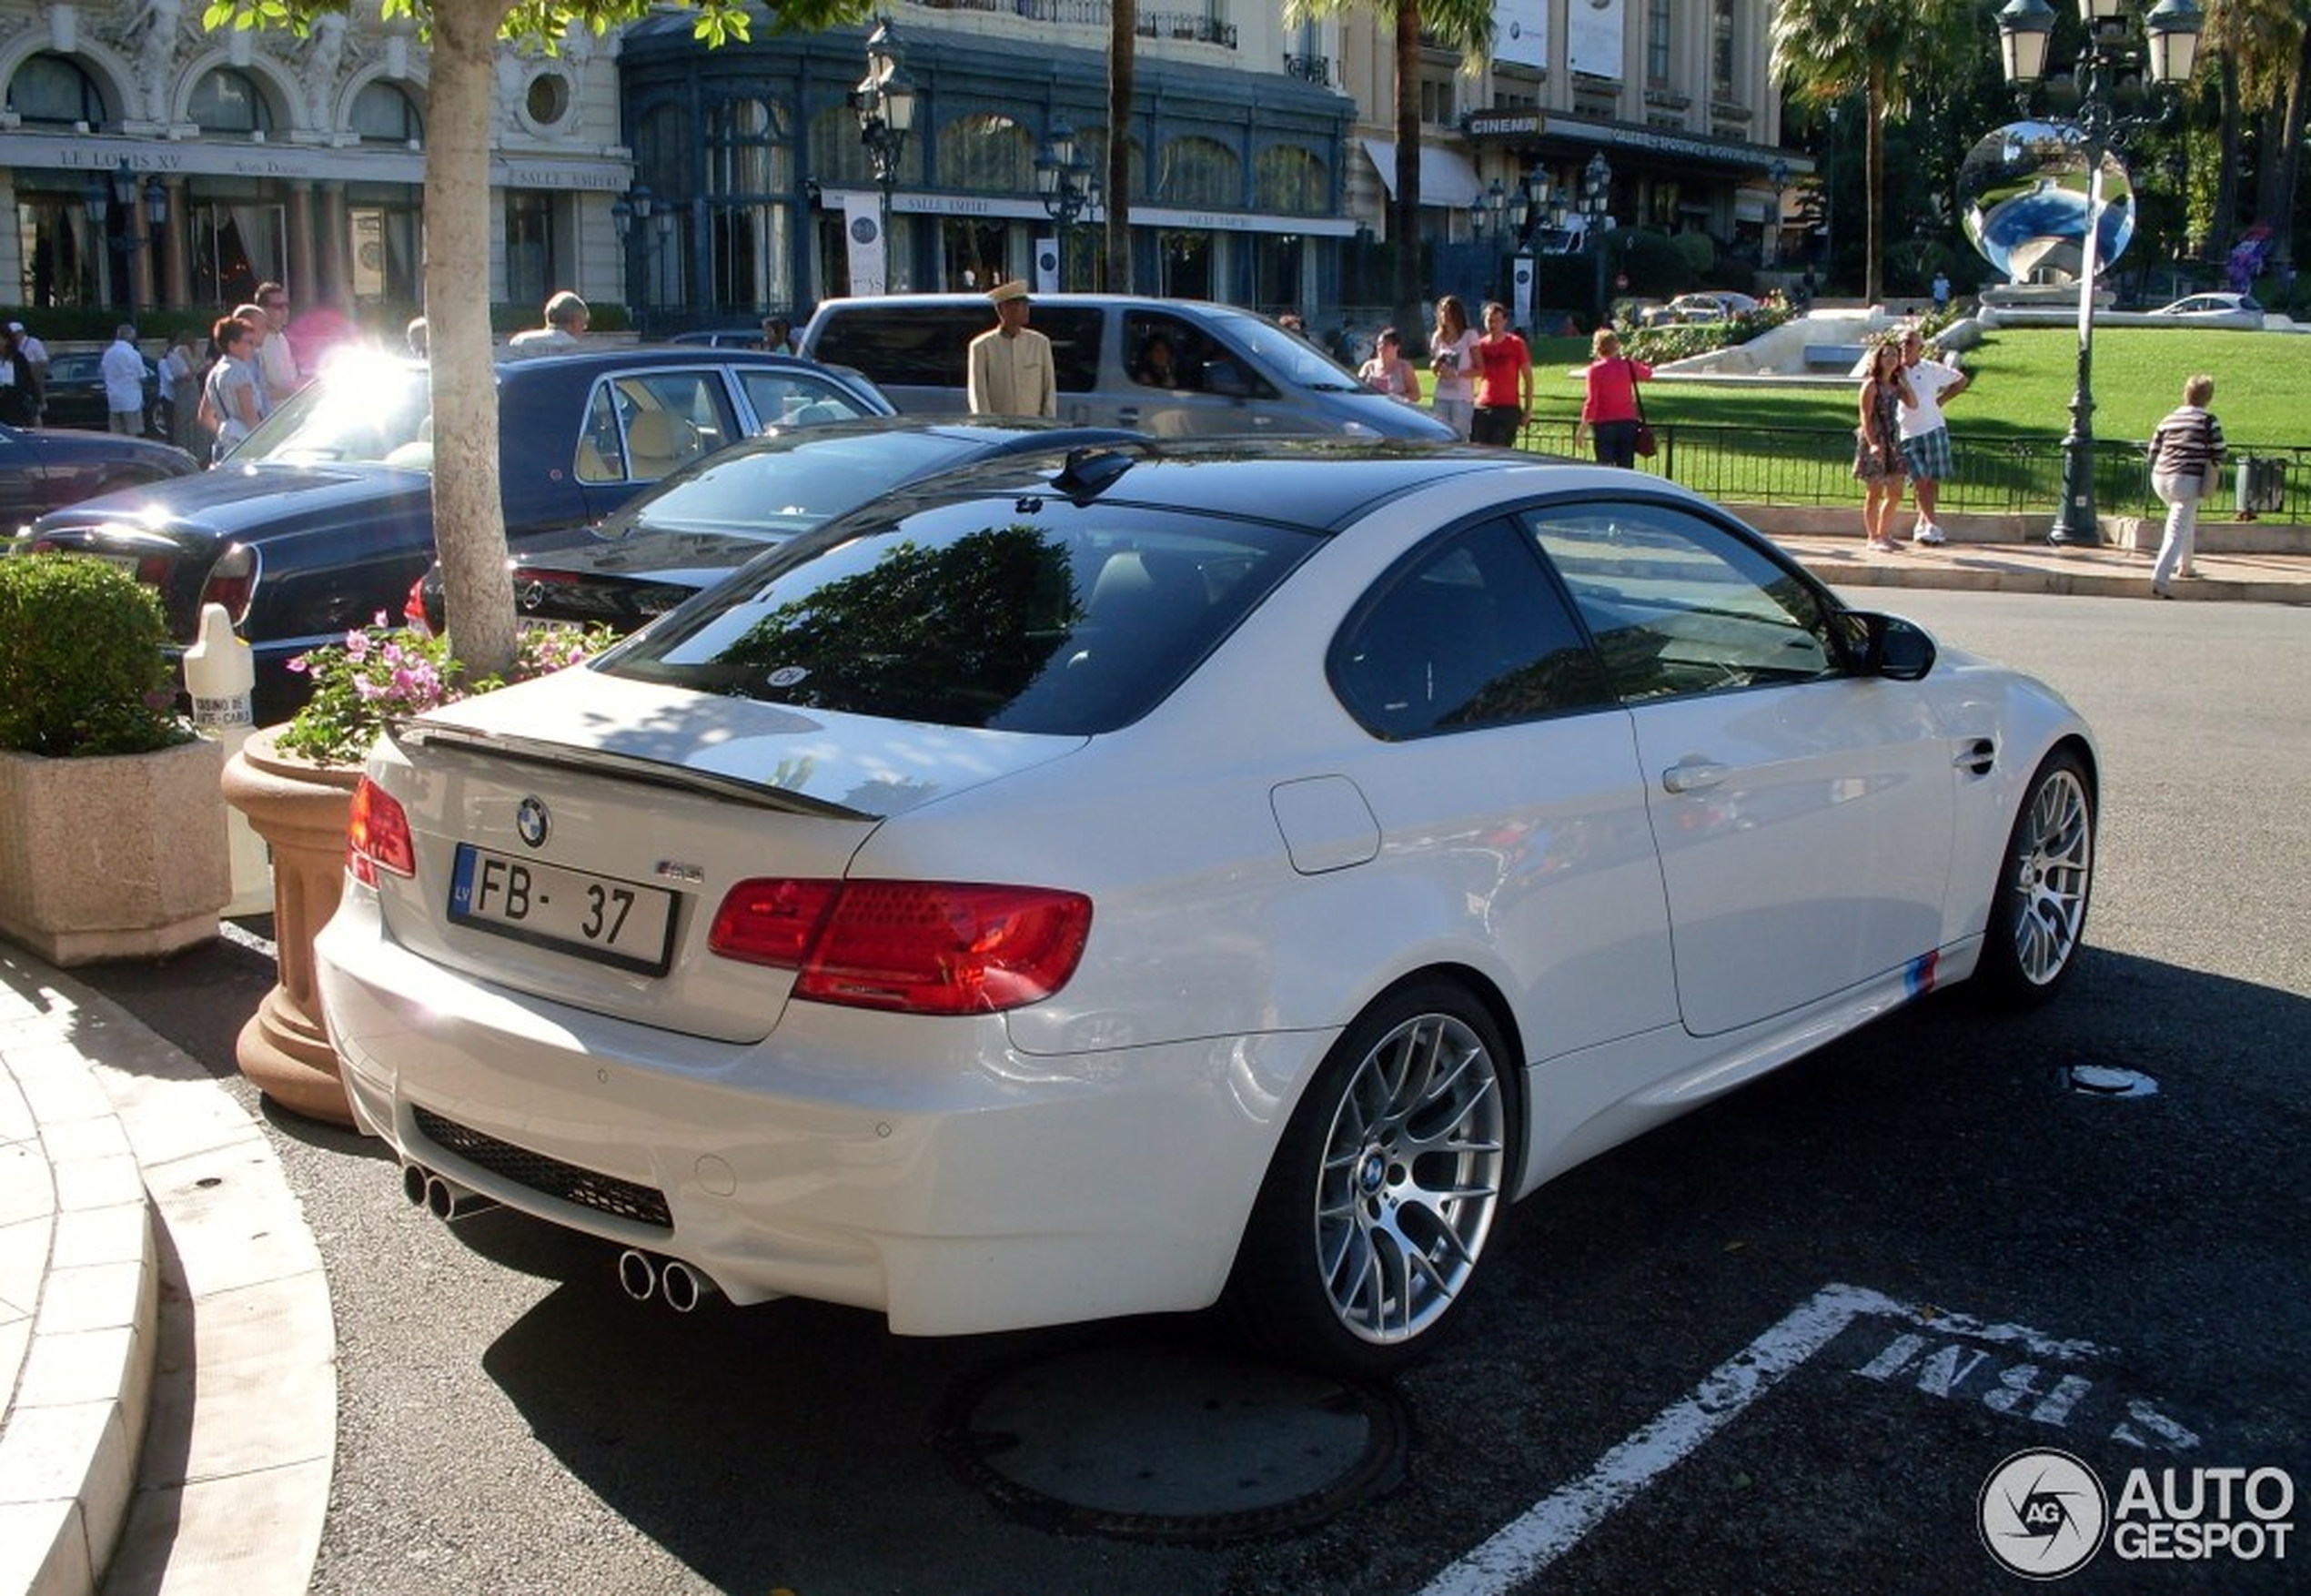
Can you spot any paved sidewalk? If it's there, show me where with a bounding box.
[0,949,331,1596]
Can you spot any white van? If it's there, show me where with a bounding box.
[799,294,1456,441]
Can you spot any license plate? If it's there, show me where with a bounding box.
[448,844,680,976]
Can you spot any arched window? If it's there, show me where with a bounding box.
[707,96,792,198]
[808,102,920,187]
[6,52,107,126]
[1075,126,1145,204]
[1156,136,1240,209]
[940,113,1032,193]
[189,68,275,136]
[1255,146,1327,216]
[350,80,421,145]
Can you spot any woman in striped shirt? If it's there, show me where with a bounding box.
[2147,373,2226,598]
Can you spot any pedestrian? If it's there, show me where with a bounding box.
[1932,269,1952,313]
[965,280,1055,418]
[1468,300,1533,448]
[230,303,277,419]
[1896,328,1971,544]
[509,290,590,352]
[0,324,38,429]
[1277,311,1308,339]
[405,316,429,359]
[1357,327,1423,404]
[2146,373,2225,599]
[101,324,147,435]
[761,315,796,355]
[1853,338,1915,552]
[201,314,264,462]
[252,281,301,408]
[158,329,206,454]
[6,320,48,425]
[1573,327,1654,469]
[1428,295,1478,439]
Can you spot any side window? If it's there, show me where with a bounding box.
[1034,308,1105,393]
[575,387,622,482]
[607,371,736,482]
[1522,503,1840,702]
[738,370,876,432]
[1124,310,1206,392]
[1333,518,1614,740]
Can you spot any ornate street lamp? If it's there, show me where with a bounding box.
[853,16,918,291]
[1998,0,2203,547]
[1580,150,1613,318]
[1034,117,1100,288]
[1767,157,1791,268]
[613,183,651,333]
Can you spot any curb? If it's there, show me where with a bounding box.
[0,953,333,1596]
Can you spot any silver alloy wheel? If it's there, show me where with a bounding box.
[2011,765,2094,985]
[1312,1011,1507,1346]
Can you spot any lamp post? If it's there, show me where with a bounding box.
[1998,0,2204,547]
[1823,104,1840,283]
[84,158,164,314]
[611,183,650,335]
[1034,117,1100,289]
[1579,150,1613,322]
[1767,157,1791,268]
[853,16,918,294]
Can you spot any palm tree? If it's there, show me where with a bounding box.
[1284,0,1493,334]
[2202,0,2308,269]
[1770,0,1977,305]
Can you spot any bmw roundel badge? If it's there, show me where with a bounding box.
[515,796,550,849]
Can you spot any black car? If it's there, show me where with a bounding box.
[38,348,161,434]
[17,346,891,723]
[413,418,1145,635]
[1,423,199,537]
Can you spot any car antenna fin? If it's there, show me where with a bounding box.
[1053,446,1135,504]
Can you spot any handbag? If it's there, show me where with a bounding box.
[1629,359,1658,458]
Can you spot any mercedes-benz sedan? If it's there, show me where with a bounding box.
[316,441,2098,1375]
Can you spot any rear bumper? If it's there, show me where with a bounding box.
[314,887,1318,1335]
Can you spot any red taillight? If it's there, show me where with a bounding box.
[347,777,415,885]
[709,879,1092,1015]
[403,574,431,633]
[197,544,257,624]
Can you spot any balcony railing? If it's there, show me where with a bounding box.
[900,0,1239,47]
[1284,52,1331,87]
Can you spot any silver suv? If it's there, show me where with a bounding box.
[800,294,1455,441]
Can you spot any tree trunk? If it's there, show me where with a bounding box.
[2275,28,2311,270]
[1863,72,1885,305]
[428,0,519,684]
[1390,5,1423,336]
[1106,0,1135,292]
[2214,57,2243,260]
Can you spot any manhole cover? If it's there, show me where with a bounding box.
[932,1338,1408,1542]
[2063,1064,2159,1097]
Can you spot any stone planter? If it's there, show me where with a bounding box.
[221,725,360,1126]
[0,738,229,965]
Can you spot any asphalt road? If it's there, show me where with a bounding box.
[81,591,2311,1594]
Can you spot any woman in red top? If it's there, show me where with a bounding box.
[1575,328,1654,468]
[1468,301,1534,447]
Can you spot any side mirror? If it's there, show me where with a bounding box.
[1848,611,1937,681]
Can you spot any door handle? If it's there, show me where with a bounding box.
[1661,760,1727,794]
[1117,406,1140,425]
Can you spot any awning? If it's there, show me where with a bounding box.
[1361,138,1483,210]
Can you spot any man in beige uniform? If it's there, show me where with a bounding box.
[965,280,1055,418]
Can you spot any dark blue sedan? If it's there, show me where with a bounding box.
[18,346,891,723]
[1,423,199,536]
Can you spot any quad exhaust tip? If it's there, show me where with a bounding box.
[616,1248,717,1313]
[400,1163,499,1222]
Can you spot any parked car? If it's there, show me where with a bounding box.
[315,439,2099,1376]
[1640,291,1761,328]
[2146,292,2266,328]
[1,423,199,536]
[411,417,1144,634]
[38,348,160,434]
[800,293,1457,441]
[15,347,891,723]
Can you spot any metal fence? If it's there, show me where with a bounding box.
[1512,420,2310,525]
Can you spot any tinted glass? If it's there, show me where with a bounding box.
[812,305,1104,393]
[1522,502,1840,702]
[603,498,1314,733]
[236,351,430,465]
[1334,517,1614,739]
[737,369,878,430]
[603,431,981,539]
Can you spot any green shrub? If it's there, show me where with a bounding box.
[0,556,192,757]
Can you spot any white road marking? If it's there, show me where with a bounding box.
[219,918,278,961]
[1417,1283,2107,1595]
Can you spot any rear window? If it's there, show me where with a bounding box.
[600,496,1313,733]
[811,306,1104,393]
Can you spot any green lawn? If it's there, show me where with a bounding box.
[1526,327,2306,449]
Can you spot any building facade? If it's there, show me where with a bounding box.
[4,0,1805,334]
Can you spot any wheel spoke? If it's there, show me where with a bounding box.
[2011,769,2093,986]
